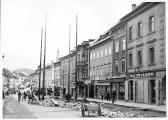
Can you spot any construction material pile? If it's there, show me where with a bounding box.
[41,98,55,107]
[100,107,144,118]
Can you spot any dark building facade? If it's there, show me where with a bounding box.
[111,23,126,100]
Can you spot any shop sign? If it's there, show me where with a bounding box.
[128,71,156,78]
[110,78,125,82]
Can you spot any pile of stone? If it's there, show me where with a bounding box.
[41,98,55,107]
[100,107,144,118]
[62,102,82,111]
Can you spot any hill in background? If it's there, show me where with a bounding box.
[14,68,35,75]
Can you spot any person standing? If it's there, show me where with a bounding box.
[17,90,21,102]
[111,90,116,104]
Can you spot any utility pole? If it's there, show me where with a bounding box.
[75,14,78,101]
[39,27,43,101]
[42,13,47,100]
[62,69,64,98]
[68,23,71,95]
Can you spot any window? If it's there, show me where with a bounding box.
[78,54,80,62]
[82,54,85,61]
[108,63,112,75]
[115,60,119,72]
[129,53,133,67]
[109,47,111,55]
[137,51,142,66]
[105,48,108,56]
[93,53,95,59]
[149,16,155,32]
[97,52,99,58]
[129,27,133,40]
[149,47,155,64]
[121,58,125,72]
[122,39,126,50]
[101,50,103,57]
[96,67,99,76]
[115,40,119,53]
[138,22,142,37]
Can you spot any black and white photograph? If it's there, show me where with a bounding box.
[1,0,166,119]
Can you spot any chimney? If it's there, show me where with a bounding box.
[132,4,136,11]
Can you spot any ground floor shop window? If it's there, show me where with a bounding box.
[119,82,125,100]
[149,80,156,104]
[161,76,166,104]
[129,81,134,101]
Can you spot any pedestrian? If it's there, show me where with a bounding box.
[23,92,27,101]
[3,90,5,99]
[111,90,116,104]
[17,90,21,102]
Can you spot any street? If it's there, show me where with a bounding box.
[3,94,85,119]
[3,94,166,118]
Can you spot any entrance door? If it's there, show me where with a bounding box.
[150,80,156,104]
[89,85,94,98]
[63,88,66,95]
[129,81,134,101]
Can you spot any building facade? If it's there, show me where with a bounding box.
[111,23,126,101]
[54,60,61,96]
[123,2,166,105]
[89,31,113,99]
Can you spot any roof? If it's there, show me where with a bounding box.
[120,2,160,22]
[15,73,27,77]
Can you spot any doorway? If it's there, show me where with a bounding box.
[150,80,156,104]
[129,81,134,101]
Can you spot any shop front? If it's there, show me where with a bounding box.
[84,80,110,99]
[126,70,166,105]
[110,77,125,100]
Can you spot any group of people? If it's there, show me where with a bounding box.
[100,90,117,104]
[17,88,34,104]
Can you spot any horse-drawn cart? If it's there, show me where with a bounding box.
[81,102,101,117]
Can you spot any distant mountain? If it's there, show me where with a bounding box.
[14,68,35,75]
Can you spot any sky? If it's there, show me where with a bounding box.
[1,0,145,71]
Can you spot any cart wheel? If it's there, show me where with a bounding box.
[98,110,101,116]
[82,110,85,117]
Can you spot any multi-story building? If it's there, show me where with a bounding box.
[60,40,92,98]
[89,31,113,99]
[111,22,126,101]
[60,55,70,96]
[122,2,166,105]
[54,60,61,96]
[76,40,91,98]
[31,62,55,94]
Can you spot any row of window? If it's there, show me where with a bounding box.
[90,47,111,61]
[129,16,155,41]
[115,38,126,53]
[90,58,126,77]
[128,47,155,68]
[90,63,112,77]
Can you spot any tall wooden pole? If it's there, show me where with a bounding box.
[39,27,43,101]
[75,14,78,101]
[42,13,47,100]
[68,23,71,95]
[62,69,64,98]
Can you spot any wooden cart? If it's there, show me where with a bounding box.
[81,102,101,117]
